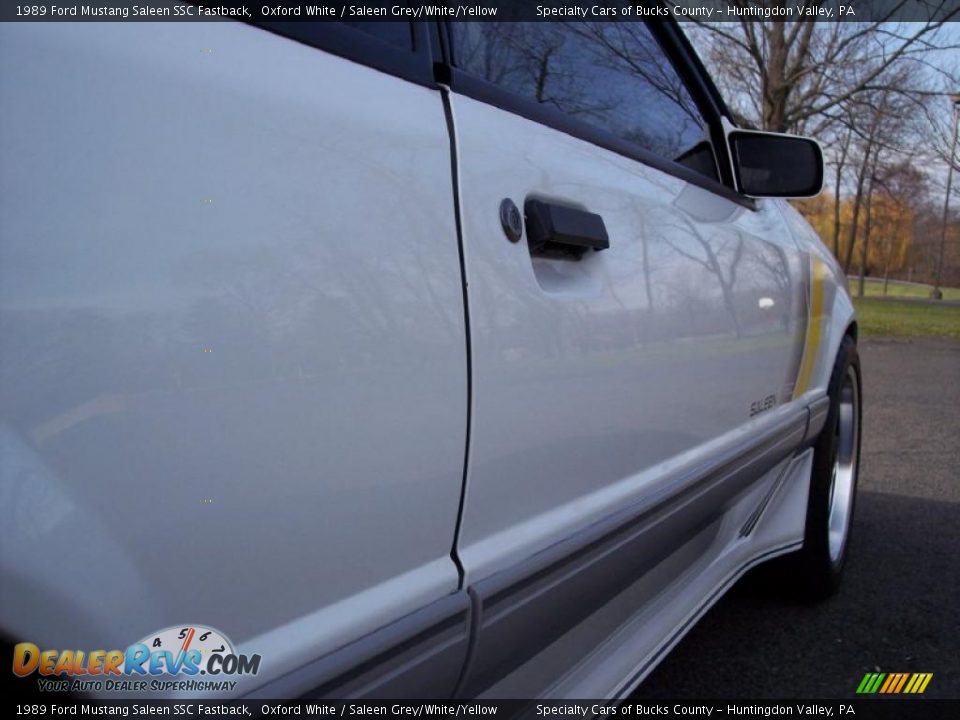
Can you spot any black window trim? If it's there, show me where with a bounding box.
[438,19,756,211]
[650,20,738,189]
[658,19,736,127]
[252,20,436,89]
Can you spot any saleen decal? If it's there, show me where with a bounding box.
[749,395,778,417]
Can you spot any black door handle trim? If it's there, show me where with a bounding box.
[524,199,609,259]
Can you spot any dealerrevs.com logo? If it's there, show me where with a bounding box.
[12,625,261,693]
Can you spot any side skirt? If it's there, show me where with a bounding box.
[457,410,808,697]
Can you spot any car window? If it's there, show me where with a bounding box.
[449,21,718,180]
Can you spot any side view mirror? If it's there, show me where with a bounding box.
[727,129,824,199]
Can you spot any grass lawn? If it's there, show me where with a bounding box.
[852,297,960,339]
[849,277,960,301]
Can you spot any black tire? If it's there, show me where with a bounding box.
[788,334,862,600]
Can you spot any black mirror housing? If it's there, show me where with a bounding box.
[728,130,824,198]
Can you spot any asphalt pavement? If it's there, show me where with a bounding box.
[633,336,960,699]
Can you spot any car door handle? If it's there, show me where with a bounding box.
[524,199,610,259]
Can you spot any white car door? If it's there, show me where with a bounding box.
[0,21,469,697]
[443,20,811,693]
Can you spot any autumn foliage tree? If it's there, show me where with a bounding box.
[796,163,925,295]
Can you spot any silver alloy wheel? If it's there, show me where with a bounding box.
[827,365,859,564]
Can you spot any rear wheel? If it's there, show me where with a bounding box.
[787,334,862,600]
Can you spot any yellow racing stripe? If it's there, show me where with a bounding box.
[794,255,828,397]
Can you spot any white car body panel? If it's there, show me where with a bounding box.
[776,202,858,397]
[0,22,467,680]
[449,93,809,584]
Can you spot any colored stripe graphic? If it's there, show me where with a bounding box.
[794,255,828,397]
[893,673,910,693]
[879,673,897,693]
[857,672,933,694]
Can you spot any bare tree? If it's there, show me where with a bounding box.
[686,4,960,135]
[873,163,926,293]
[830,122,854,258]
